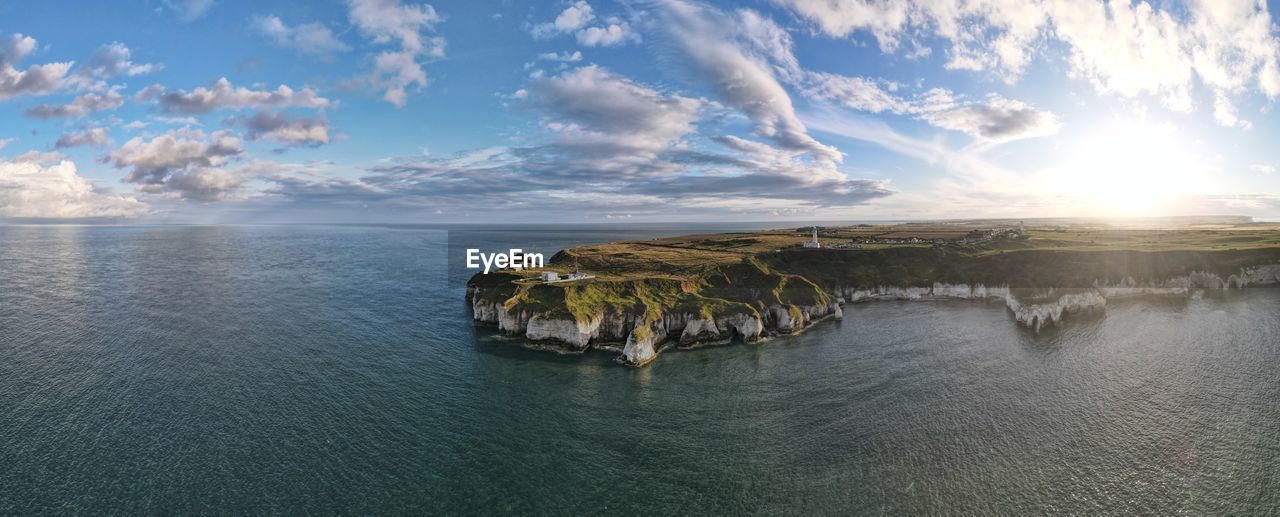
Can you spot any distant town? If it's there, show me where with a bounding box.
[791,222,1028,250]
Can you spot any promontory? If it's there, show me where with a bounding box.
[467,217,1280,366]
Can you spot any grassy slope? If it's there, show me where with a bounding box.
[470,221,1280,332]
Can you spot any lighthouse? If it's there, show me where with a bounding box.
[803,226,821,248]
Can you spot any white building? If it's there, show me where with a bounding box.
[540,271,560,282]
[802,227,821,248]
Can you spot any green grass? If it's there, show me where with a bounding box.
[470,220,1280,326]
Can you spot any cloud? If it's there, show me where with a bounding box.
[528,65,701,152]
[107,129,247,200]
[137,77,333,114]
[55,127,111,148]
[0,33,72,101]
[0,33,37,66]
[347,0,444,106]
[0,157,146,218]
[244,61,892,218]
[801,72,908,114]
[254,15,351,57]
[237,110,331,146]
[804,74,1059,143]
[164,0,215,22]
[1250,164,1276,174]
[658,0,842,170]
[772,0,1280,125]
[537,50,583,62]
[0,138,11,150]
[724,13,1059,144]
[1212,90,1250,129]
[8,149,66,165]
[576,22,637,47]
[151,115,202,126]
[273,64,894,216]
[919,95,1060,143]
[555,1,595,32]
[24,90,124,118]
[532,1,595,37]
[532,2,639,47]
[78,42,160,78]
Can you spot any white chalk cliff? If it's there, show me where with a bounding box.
[468,264,1280,365]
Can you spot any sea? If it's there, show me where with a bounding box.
[2,224,1278,514]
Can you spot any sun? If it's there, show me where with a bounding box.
[1040,119,1211,217]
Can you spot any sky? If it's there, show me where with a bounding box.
[1,0,1279,223]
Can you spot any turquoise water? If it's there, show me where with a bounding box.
[2,225,1279,514]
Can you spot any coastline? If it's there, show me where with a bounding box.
[470,262,1280,365]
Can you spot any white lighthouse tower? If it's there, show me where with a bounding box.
[803,226,821,248]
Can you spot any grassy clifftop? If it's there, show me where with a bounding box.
[469,255,832,330]
[470,220,1280,330]
[758,247,1280,289]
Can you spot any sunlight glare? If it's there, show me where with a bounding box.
[1040,119,1211,216]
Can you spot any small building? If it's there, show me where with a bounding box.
[566,271,591,280]
[540,271,560,282]
[802,226,821,248]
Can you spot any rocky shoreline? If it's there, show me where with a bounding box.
[469,264,1280,365]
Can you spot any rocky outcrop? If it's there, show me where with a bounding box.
[1004,290,1106,332]
[1008,265,1280,331]
[470,263,1280,364]
[837,283,1009,302]
[833,266,1280,333]
[468,282,842,365]
[525,314,601,350]
[679,318,721,344]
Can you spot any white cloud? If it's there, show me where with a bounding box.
[254,15,351,57]
[108,129,247,200]
[164,0,215,22]
[348,0,444,106]
[0,33,37,66]
[9,150,65,165]
[555,1,595,31]
[0,157,146,218]
[659,0,842,171]
[532,1,595,37]
[771,0,912,51]
[532,2,639,47]
[1211,90,1249,129]
[529,65,702,152]
[729,8,1058,143]
[79,42,160,78]
[237,110,331,146]
[137,77,333,114]
[576,22,637,47]
[1049,0,1195,110]
[24,90,124,118]
[919,95,1060,143]
[801,72,908,113]
[0,33,72,101]
[55,127,111,148]
[773,0,1280,125]
[537,50,583,62]
[1250,164,1276,174]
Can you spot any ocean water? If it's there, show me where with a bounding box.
[2,224,1279,514]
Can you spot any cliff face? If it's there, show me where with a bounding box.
[465,278,834,363]
[467,251,1280,365]
[999,264,1280,331]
